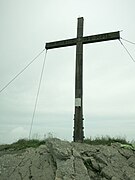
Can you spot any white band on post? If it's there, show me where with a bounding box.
[75,98,81,107]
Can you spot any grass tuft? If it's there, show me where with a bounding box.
[84,136,131,146]
[0,139,46,151]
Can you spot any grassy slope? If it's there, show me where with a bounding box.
[0,139,46,151]
[84,136,131,146]
[0,136,132,151]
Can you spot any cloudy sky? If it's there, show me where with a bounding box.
[0,0,135,144]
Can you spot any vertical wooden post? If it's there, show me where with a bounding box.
[73,17,84,142]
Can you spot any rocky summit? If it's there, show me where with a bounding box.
[0,138,135,180]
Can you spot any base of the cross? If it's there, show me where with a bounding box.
[73,111,84,142]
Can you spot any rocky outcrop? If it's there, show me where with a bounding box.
[0,138,135,180]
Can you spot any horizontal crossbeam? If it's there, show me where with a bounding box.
[45,38,77,49]
[45,31,120,50]
[83,31,120,45]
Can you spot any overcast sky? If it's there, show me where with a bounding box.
[0,0,135,144]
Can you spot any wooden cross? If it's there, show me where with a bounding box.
[45,17,120,142]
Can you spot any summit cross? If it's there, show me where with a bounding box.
[45,17,120,142]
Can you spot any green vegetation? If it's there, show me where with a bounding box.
[84,136,131,146]
[0,136,133,151]
[0,139,46,151]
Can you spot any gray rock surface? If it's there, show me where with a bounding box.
[0,138,135,180]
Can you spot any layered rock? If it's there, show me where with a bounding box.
[0,138,135,180]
